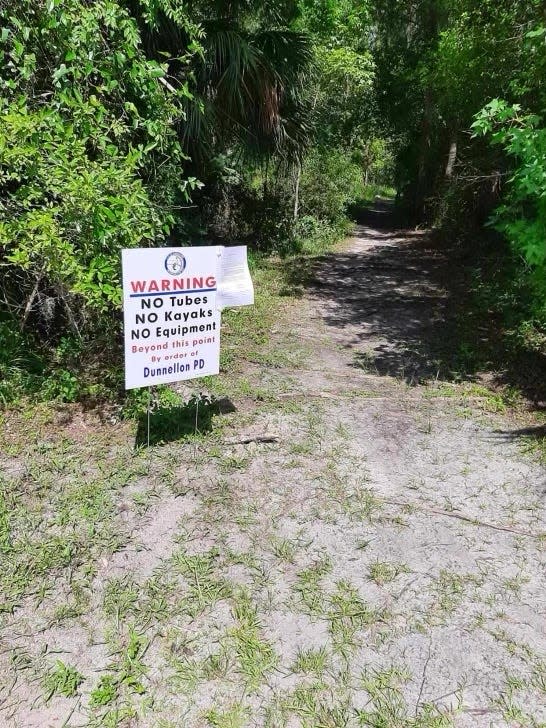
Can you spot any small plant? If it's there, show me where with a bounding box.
[327,581,379,653]
[103,577,140,621]
[43,660,84,700]
[228,589,278,689]
[369,561,409,586]
[292,646,329,675]
[90,674,118,706]
[174,548,231,617]
[271,538,297,563]
[294,556,332,615]
[205,702,250,728]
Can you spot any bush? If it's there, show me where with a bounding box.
[0,1,201,341]
[472,99,546,316]
[299,148,363,222]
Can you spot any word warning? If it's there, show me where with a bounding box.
[122,246,222,389]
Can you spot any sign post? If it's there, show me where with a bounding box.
[122,245,254,445]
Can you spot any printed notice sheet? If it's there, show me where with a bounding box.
[217,246,254,310]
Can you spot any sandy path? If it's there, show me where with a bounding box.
[2,211,546,727]
[261,212,546,726]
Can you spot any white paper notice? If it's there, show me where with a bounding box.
[217,246,254,310]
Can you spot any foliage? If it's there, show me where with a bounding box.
[1,1,201,331]
[312,45,374,150]
[369,0,546,371]
[299,148,364,222]
[43,660,85,700]
[472,99,546,323]
[372,0,545,220]
[0,0,393,405]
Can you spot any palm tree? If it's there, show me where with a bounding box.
[130,0,313,170]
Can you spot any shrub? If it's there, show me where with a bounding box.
[0,0,201,341]
[472,99,546,312]
[299,148,363,222]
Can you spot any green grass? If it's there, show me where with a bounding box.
[205,703,250,728]
[294,556,333,615]
[358,184,397,203]
[327,581,381,654]
[264,681,352,728]
[4,215,545,728]
[0,438,149,613]
[292,646,330,676]
[228,589,279,689]
[271,537,297,563]
[103,577,140,622]
[172,548,232,618]
[358,666,458,727]
[90,674,118,707]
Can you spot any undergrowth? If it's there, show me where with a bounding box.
[0,220,346,418]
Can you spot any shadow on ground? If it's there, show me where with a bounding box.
[347,196,403,229]
[135,394,235,447]
[283,199,546,400]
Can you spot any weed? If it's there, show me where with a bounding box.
[205,703,250,728]
[358,666,458,727]
[327,581,379,654]
[43,660,85,700]
[271,537,297,563]
[228,589,278,689]
[503,573,530,597]
[292,646,329,675]
[173,548,231,617]
[169,654,204,693]
[90,674,118,706]
[294,556,332,615]
[103,577,140,621]
[202,648,232,681]
[369,561,410,585]
[350,488,382,522]
[219,453,250,473]
[431,570,480,618]
[264,681,352,728]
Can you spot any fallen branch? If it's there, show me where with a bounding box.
[21,276,41,329]
[222,435,279,445]
[382,498,545,539]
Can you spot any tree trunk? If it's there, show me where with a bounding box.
[445,134,457,179]
[293,162,301,220]
[415,87,433,219]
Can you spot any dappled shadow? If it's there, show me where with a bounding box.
[291,215,455,385]
[282,201,546,397]
[348,197,401,229]
[135,395,236,447]
[488,425,546,493]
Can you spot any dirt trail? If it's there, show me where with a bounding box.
[2,208,546,727]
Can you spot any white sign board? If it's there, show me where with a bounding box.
[122,246,221,389]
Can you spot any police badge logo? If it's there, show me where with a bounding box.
[164,252,186,276]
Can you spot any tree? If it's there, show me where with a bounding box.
[0,0,201,340]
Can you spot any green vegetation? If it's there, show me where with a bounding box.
[43,660,85,700]
[359,666,458,727]
[372,0,546,384]
[3,0,544,405]
[0,0,390,405]
[2,6,546,723]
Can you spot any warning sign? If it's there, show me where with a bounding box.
[122,246,222,389]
